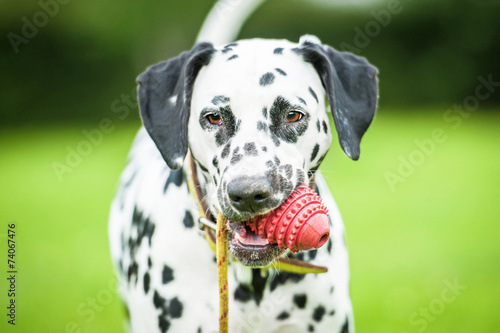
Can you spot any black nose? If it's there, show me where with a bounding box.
[227,177,273,212]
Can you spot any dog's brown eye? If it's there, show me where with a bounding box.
[206,113,222,125]
[286,111,303,123]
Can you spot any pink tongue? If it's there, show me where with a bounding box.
[234,224,269,246]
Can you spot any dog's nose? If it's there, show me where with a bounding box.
[227,177,273,212]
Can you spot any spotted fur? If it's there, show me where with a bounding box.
[110,33,377,332]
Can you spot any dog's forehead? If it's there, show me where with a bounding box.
[192,39,323,110]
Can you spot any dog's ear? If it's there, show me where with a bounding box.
[137,42,215,169]
[296,35,378,160]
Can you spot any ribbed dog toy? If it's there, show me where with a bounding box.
[246,184,330,253]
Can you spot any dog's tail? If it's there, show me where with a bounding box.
[196,0,266,46]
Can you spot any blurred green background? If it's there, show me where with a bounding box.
[1,0,499,332]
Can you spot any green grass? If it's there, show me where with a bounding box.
[0,110,499,332]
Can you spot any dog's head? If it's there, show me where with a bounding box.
[137,36,378,266]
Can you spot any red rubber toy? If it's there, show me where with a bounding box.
[246,184,330,253]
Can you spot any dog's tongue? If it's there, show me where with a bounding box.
[230,222,269,246]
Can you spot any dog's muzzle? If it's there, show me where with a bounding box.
[224,176,286,266]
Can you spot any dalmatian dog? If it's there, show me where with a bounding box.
[109,3,378,333]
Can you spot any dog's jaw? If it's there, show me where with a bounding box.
[227,221,287,267]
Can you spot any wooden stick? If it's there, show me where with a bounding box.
[216,213,229,333]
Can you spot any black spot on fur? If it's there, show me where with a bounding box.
[143,272,151,293]
[234,270,268,305]
[257,121,268,133]
[234,284,252,303]
[327,238,333,254]
[311,144,320,162]
[262,107,268,119]
[231,152,243,165]
[162,265,174,284]
[312,305,326,322]
[221,47,233,54]
[260,72,275,86]
[274,47,284,54]
[270,272,306,292]
[183,211,194,228]
[221,143,231,159]
[277,311,290,320]
[243,142,258,156]
[316,119,321,132]
[309,87,319,103]
[148,257,152,268]
[153,290,166,309]
[227,54,238,61]
[275,68,287,76]
[251,269,268,305]
[158,315,170,333]
[211,95,230,105]
[261,146,267,152]
[329,309,336,316]
[225,42,238,48]
[298,97,307,105]
[293,294,307,309]
[212,156,219,168]
[322,120,328,133]
[163,169,184,193]
[127,261,138,283]
[340,317,349,333]
[169,297,183,318]
[274,156,281,165]
[129,208,156,273]
[308,249,318,260]
[330,286,334,294]
[308,324,315,332]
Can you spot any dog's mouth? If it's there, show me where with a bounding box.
[227,220,286,267]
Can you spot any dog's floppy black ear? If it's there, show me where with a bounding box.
[296,36,378,160]
[137,42,215,169]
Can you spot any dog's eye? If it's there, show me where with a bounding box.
[286,111,303,123]
[206,113,222,125]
